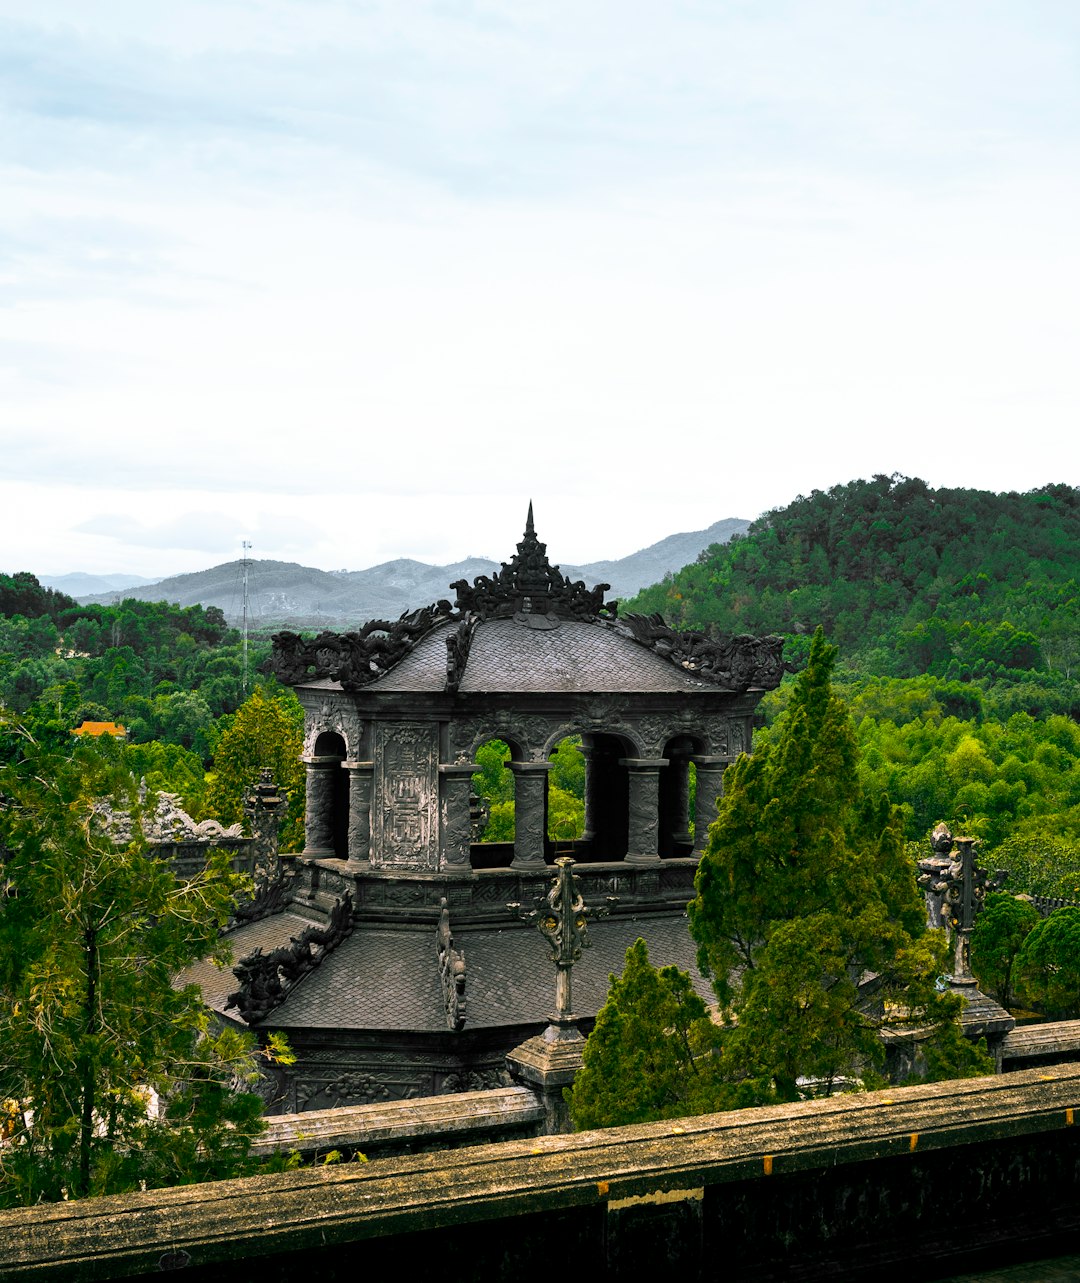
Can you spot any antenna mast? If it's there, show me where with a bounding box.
[241,541,252,696]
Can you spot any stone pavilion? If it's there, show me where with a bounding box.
[186,509,784,1110]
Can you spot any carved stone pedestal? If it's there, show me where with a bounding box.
[505,1022,585,1136]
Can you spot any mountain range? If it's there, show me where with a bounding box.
[63,518,750,627]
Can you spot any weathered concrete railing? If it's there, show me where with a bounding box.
[248,1086,545,1161]
[3,1065,1080,1281]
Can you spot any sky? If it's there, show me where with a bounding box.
[2,1,1079,580]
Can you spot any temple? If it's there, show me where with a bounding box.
[186,509,785,1110]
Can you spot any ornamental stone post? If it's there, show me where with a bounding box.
[621,758,667,864]
[301,755,340,859]
[690,755,731,858]
[439,763,479,869]
[508,760,552,870]
[343,761,373,865]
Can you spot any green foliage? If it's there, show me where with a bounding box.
[625,478,1080,723]
[470,737,587,844]
[988,826,1080,900]
[0,727,269,1205]
[204,686,305,849]
[1015,906,1080,1019]
[690,630,978,1099]
[566,939,725,1130]
[970,893,1040,1009]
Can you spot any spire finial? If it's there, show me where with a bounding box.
[525,501,535,536]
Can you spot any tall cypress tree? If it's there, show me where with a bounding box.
[689,629,983,1098]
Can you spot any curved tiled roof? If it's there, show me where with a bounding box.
[271,507,784,697]
[196,910,710,1034]
[365,617,717,695]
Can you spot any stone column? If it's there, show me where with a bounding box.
[439,763,479,870]
[620,758,667,865]
[670,758,693,846]
[301,755,340,859]
[508,761,552,870]
[343,761,373,866]
[577,738,598,848]
[690,755,731,858]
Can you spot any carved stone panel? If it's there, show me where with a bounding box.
[373,723,439,870]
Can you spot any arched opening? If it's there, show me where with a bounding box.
[658,735,699,857]
[547,735,585,857]
[313,730,349,860]
[469,738,516,869]
[580,732,632,861]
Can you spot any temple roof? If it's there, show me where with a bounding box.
[270,508,784,696]
[182,910,710,1033]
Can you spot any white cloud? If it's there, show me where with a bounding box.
[1,1,1078,577]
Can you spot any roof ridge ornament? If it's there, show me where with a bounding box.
[450,504,616,623]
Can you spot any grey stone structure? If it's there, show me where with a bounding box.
[182,509,784,1111]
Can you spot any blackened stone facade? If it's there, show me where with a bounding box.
[183,509,784,1111]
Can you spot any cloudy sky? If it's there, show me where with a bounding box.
[2,2,1078,579]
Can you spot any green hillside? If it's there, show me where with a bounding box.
[628,476,1078,705]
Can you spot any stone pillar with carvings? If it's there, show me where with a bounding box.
[301,755,340,859]
[343,761,373,865]
[508,760,552,870]
[439,763,479,869]
[621,758,666,864]
[690,755,731,858]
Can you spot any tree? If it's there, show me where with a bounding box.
[1016,906,1080,1019]
[0,727,280,1205]
[204,685,305,850]
[689,629,981,1100]
[970,893,1040,1009]
[566,939,725,1130]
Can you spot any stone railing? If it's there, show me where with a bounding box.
[4,1065,1079,1281]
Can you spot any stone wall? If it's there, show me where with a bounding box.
[3,1065,1079,1281]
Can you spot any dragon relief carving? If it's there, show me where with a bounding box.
[436,898,467,1031]
[444,615,478,694]
[272,602,455,691]
[617,614,785,691]
[269,509,785,699]
[226,892,354,1024]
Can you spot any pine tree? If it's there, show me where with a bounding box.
[689,629,980,1099]
[566,939,724,1130]
[0,726,281,1205]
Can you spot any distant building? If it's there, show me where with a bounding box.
[72,721,127,739]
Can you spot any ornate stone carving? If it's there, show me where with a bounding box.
[272,603,455,691]
[93,790,245,846]
[228,862,292,930]
[451,713,553,761]
[450,504,616,623]
[917,827,1007,980]
[226,892,354,1024]
[617,614,785,691]
[440,1068,511,1094]
[508,857,615,1031]
[302,699,361,758]
[436,898,467,1031]
[374,723,438,868]
[445,615,478,694]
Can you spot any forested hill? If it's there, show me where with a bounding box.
[626,477,1079,689]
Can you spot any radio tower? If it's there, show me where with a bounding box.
[241,541,252,696]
